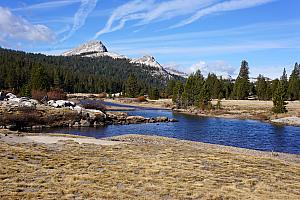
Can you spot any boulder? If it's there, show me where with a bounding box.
[72,105,83,113]
[149,118,156,123]
[82,109,106,122]
[28,99,39,105]
[8,97,22,103]
[6,125,17,130]
[94,121,105,127]
[6,93,17,99]
[156,117,168,122]
[126,116,146,123]
[169,118,178,122]
[32,125,43,130]
[80,119,90,127]
[47,100,76,108]
[0,91,5,101]
[20,101,36,108]
[73,122,80,127]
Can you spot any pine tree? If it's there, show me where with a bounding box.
[182,75,195,106]
[256,74,268,100]
[53,70,61,88]
[172,81,184,107]
[272,81,288,113]
[280,68,288,100]
[288,63,300,100]
[223,80,234,99]
[233,60,250,100]
[20,84,31,97]
[166,79,176,97]
[126,74,138,98]
[198,82,211,110]
[30,64,50,91]
[149,88,160,100]
[182,70,204,107]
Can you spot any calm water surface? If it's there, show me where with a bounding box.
[49,103,300,154]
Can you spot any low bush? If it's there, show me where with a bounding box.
[98,92,107,98]
[47,88,67,100]
[81,99,106,112]
[31,90,47,102]
[136,96,147,102]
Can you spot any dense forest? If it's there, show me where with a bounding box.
[0,48,183,95]
[168,61,300,113]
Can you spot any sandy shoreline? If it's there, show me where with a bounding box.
[1,130,299,163]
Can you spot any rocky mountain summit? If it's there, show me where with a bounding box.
[62,40,127,59]
[130,55,163,70]
[63,40,107,56]
[62,40,187,79]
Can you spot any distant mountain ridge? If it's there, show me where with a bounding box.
[62,40,187,79]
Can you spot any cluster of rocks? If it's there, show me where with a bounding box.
[0,92,178,130]
[105,112,177,125]
[0,92,39,110]
[66,111,178,128]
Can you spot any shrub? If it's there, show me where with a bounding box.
[98,92,107,98]
[136,96,147,102]
[31,90,47,102]
[216,100,222,110]
[81,99,106,112]
[47,88,67,100]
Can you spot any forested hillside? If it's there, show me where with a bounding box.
[0,48,183,95]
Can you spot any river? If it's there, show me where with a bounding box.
[48,102,300,154]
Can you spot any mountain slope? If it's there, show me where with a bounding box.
[0,47,184,95]
[164,67,189,79]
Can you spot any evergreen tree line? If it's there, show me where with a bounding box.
[0,48,183,95]
[169,60,300,111]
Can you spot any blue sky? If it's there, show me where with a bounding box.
[0,0,299,78]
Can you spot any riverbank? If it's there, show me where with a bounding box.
[0,130,299,199]
[106,98,300,126]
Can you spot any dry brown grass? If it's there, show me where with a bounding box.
[0,134,299,199]
[214,100,300,116]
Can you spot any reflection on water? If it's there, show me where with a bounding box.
[48,107,300,154]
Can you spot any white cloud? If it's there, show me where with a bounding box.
[94,0,275,37]
[109,19,300,46]
[12,0,81,11]
[136,0,217,25]
[94,0,218,37]
[172,0,275,28]
[111,40,296,57]
[189,60,237,77]
[61,0,98,42]
[94,0,154,38]
[0,7,55,42]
